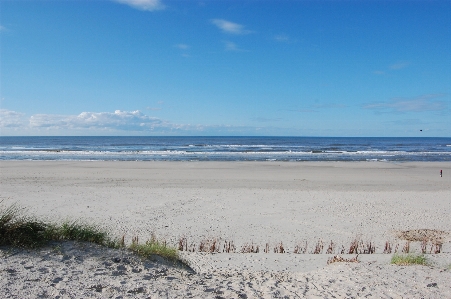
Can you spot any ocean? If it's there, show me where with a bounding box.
[0,136,450,162]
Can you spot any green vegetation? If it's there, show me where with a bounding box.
[0,203,179,261]
[47,221,111,245]
[129,239,179,261]
[0,204,49,248]
[391,253,428,266]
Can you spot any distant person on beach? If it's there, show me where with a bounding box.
[440,170,442,177]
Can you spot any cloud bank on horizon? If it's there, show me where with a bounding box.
[0,109,267,136]
[1,0,450,136]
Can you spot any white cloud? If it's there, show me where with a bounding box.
[211,19,252,35]
[29,110,166,131]
[8,109,258,134]
[0,25,6,32]
[115,0,165,11]
[363,94,447,113]
[0,109,26,127]
[0,109,291,136]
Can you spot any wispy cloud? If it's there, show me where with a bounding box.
[115,0,165,11]
[211,19,252,35]
[250,117,282,123]
[363,94,447,113]
[0,25,7,33]
[389,61,410,70]
[146,101,163,111]
[292,108,317,113]
[274,34,290,43]
[385,118,425,126]
[175,44,190,57]
[223,41,242,52]
[373,61,410,75]
[311,103,347,109]
[289,103,347,113]
[175,44,190,50]
[0,109,26,127]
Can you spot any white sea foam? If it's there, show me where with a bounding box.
[1,137,450,161]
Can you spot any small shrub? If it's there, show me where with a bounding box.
[391,253,427,266]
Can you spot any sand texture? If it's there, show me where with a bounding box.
[1,161,451,298]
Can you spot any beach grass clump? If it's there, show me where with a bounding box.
[0,203,179,262]
[47,221,111,245]
[0,203,116,248]
[391,253,427,266]
[0,204,50,248]
[129,237,178,261]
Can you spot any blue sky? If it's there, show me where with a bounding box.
[1,0,450,136]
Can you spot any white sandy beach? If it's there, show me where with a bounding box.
[1,161,450,298]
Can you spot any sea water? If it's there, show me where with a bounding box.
[0,136,450,162]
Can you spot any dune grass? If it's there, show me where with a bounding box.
[0,204,50,248]
[391,253,428,266]
[129,239,179,261]
[42,221,107,245]
[0,203,178,261]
